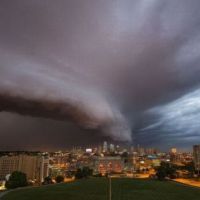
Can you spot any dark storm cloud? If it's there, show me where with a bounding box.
[0,111,111,151]
[139,89,200,146]
[0,0,200,149]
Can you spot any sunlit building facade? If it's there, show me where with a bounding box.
[0,155,49,182]
[94,157,124,175]
[193,145,200,172]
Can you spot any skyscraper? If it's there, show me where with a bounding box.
[109,144,115,153]
[103,141,108,153]
[171,148,177,154]
[193,145,200,173]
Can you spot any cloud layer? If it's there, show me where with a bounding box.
[0,0,200,149]
[141,89,200,144]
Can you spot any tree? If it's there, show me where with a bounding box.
[75,168,83,179]
[82,167,93,178]
[185,162,195,178]
[121,152,129,164]
[55,175,64,183]
[156,162,176,180]
[5,171,28,189]
[93,173,102,177]
[156,166,167,180]
[43,176,53,185]
[75,167,93,179]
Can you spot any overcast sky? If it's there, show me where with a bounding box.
[0,0,200,151]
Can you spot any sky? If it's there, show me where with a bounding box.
[0,0,200,151]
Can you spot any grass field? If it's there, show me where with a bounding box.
[2,178,200,200]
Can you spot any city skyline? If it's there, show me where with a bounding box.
[1,0,200,150]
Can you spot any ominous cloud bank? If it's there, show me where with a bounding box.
[0,0,200,150]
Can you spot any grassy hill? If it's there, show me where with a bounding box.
[2,178,200,200]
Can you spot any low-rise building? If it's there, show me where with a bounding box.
[94,156,124,175]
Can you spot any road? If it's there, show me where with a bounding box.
[174,178,200,188]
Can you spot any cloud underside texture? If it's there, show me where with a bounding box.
[0,0,200,149]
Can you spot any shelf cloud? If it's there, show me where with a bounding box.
[0,0,200,149]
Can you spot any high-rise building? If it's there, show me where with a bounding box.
[103,141,108,153]
[170,148,178,163]
[109,144,115,153]
[170,148,177,154]
[0,155,49,182]
[193,145,200,172]
[98,145,102,154]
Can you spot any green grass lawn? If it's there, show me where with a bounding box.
[2,178,200,200]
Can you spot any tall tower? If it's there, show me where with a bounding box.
[103,141,108,153]
[109,144,115,153]
[193,145,200,174]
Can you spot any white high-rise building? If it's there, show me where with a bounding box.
[103,141,108,153]
[109,144,115,153]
